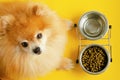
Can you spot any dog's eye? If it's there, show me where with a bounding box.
[37,33,42,39]
[21,42,28,47]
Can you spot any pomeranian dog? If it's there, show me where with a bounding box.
[0,2,73,80]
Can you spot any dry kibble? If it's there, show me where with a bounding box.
[82,46,108,72]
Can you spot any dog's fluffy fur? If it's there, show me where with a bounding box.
[0,2,73,80]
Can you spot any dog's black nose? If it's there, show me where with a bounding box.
[33,47,41,54]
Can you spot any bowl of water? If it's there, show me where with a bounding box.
[78,11,108,40]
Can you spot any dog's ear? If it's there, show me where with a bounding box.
[0,15,15,29]
[0,15,15,35]
[28,3,49,16]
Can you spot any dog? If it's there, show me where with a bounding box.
[0,2,73,80]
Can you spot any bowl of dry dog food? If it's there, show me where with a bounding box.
[79,44,110,74]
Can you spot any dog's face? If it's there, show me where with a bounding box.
[19,30,47,55]
[16,18,49,55]
[2,16,51,55]
[18,17,49,55]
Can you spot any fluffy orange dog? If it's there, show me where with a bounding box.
[0,2,73,80]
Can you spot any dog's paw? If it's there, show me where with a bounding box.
[58,58,74,70]
[65,20,74,31]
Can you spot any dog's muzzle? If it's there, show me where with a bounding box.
[33,47,41,55]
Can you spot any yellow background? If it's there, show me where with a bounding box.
[0,0,120,80]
